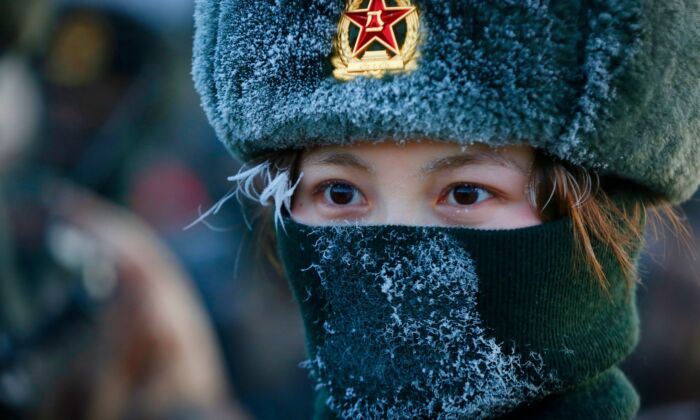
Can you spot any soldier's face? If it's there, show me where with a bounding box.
[291,141,542,229]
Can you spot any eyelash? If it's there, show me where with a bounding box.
[313,180,365,206]
[313,181,496,207]
[437,183,496,206]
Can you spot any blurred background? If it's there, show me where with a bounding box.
[0,1,698,419]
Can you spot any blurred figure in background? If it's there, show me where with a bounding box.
[3,0,311,418]
[37,1,314,417]
[0,1,248,418]
[0,175,243,419]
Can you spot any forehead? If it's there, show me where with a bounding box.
[301,141,534,174]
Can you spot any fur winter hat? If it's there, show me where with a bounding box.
[192,0,700,203]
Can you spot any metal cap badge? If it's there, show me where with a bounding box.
[332,0,420,80]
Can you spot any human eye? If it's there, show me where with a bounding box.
[438,183,494,206]
[315,181,366,206]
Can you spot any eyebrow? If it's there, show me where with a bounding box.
[302,149,529,175]
[421,151,529,175]
[303,152,373,173]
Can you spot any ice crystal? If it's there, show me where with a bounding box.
[185,161,300,230]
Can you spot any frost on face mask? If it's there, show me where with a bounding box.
[300,226,558,419]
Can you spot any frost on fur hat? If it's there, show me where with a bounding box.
[192,0,700,203]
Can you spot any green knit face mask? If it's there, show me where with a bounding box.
[276,217,642,419]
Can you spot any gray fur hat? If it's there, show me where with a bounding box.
[192,0,700,203]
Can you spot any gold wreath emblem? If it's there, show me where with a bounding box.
[332,0,420,81]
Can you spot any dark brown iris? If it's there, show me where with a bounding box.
[452,185,479,205]
[328,183,356,205]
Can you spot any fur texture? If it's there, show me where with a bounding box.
[193,0,700,203]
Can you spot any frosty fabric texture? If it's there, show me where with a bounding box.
[277,217,643,419]
[300,228,557,418]
[193,0,700,203]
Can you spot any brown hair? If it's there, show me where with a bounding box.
[530,151,690,289]
[248,147,689,289]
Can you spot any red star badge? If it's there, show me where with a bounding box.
[344,0,415,57]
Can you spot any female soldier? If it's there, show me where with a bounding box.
[192,0,700,418]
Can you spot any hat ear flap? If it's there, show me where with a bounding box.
[589,0,700,203]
